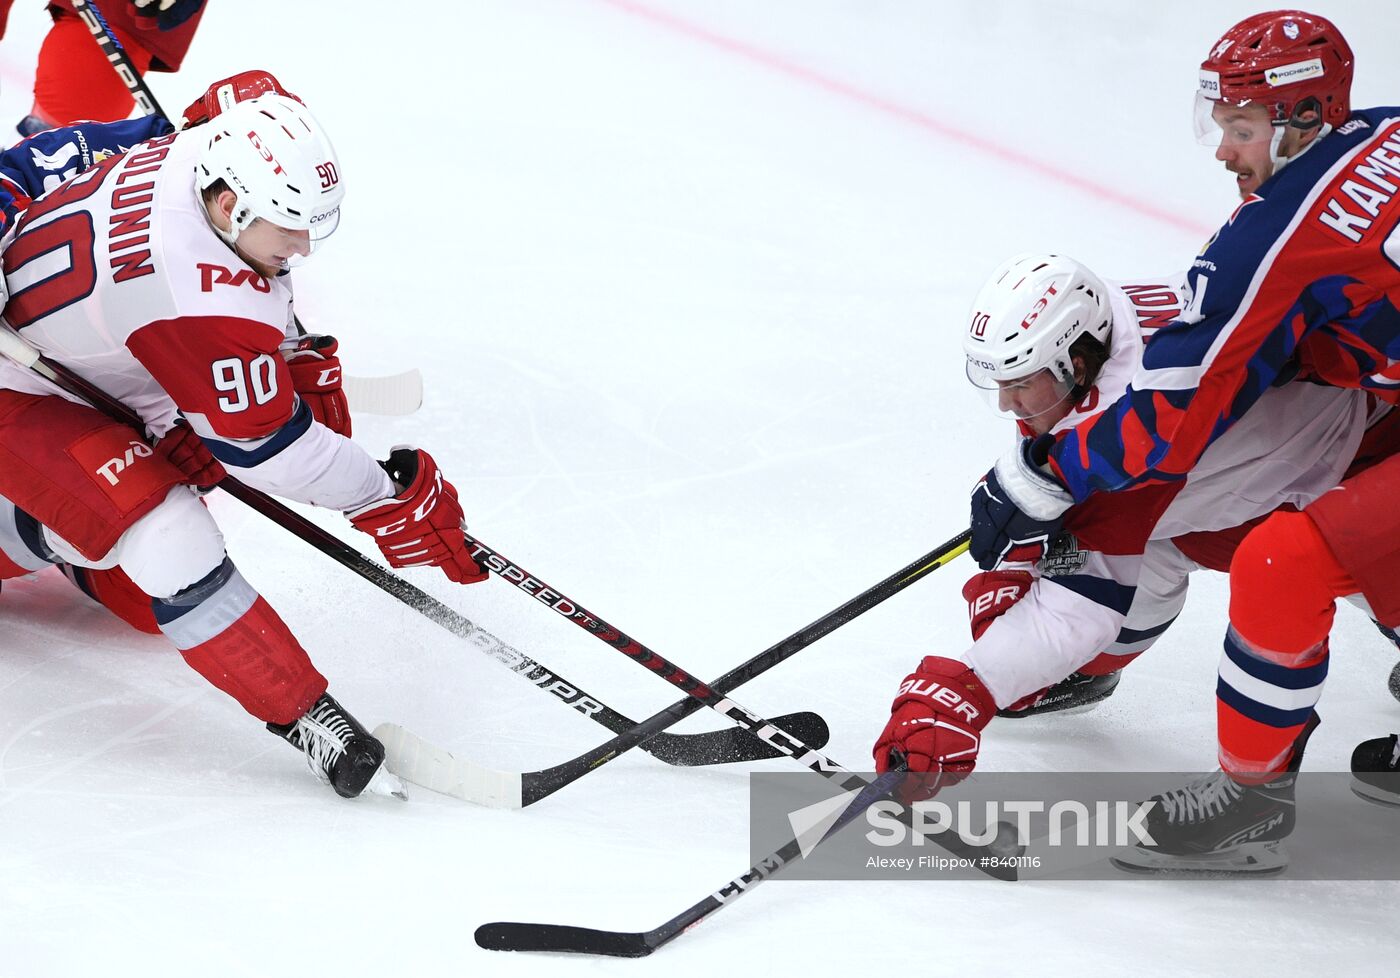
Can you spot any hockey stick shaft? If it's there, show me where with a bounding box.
[469,530,969,805]
[70,1,167,120]
[0,327,798,767]
[476,766,912,956]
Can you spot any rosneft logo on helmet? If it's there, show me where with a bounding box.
[1019,283,1059,330]
[1266,58,1324,87]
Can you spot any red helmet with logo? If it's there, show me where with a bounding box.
[1199,10,1354,129]
[181,70,304,130]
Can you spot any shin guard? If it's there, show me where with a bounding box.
[155,559,326,724]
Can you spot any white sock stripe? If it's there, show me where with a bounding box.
[1218,653,1325,712]
[157,568,259,650]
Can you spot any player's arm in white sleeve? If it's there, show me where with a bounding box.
[958,550,1141,709]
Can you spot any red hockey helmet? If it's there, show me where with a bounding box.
[1197,10,1354,132]
[180,70,304,130]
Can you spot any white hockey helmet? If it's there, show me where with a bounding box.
[963,252,1112,391]
[195,94,344,257]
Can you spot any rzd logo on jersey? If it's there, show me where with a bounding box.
[95,440,154,486]
[198,263,271,293]
[68,427,174,509]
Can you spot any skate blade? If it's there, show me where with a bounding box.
[1110,841,1288,877]
[365,764,409,801]
[1350,778,1400,808]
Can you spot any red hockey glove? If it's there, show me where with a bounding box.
[154,423,225,489]
[181,69,301,129]
[963,569,1034,640]
[284,335,351,436]
[873,656,996,801]
[348,447,487,585]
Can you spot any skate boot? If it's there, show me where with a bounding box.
[1111,713,1319,875]
[996,669,1121,719]
[268,693,406,800]
[1369,620,1400,703]
[1350,734,1400,808]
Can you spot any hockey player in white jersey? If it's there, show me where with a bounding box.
[872,252,1394,802]
[0,94,486,799]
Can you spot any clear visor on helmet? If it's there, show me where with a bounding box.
[235,204,340,272]
[965,360,1076,432]
[1194,91,1282,147]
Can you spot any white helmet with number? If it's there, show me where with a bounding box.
[962,252,1112,390]
[195,93,344,252]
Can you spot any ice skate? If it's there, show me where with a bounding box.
[1350,734,1400,808]
[1111,713,1319,876]
[996,669,1121,719]
[268,693,407,800]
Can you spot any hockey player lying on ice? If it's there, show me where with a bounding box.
[0,74,487,799]
[954,10,1400,870]
[874,246,1400,871]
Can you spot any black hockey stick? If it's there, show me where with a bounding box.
[457,538,1013,910]
[478,765,910,957]
[477,760,1016,956]
[379,531,969,807]
[0,327,825,768]
[466,533,974,787]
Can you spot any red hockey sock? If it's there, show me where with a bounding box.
[176,595,327,725]
[1078,650,1139,676]
[0,548,30,580]
[1217,512,1352,778]
[67,566,161,634]
[32,11,153,125]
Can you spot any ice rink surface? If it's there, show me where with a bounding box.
[2,1,1398,974]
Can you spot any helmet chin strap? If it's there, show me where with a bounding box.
[1269,120,1331,178]
[202,198,245,250]
[202,198,286,272]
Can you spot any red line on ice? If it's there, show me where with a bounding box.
[596,0,1214,239]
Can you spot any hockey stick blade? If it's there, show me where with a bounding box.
[475,770,1015,958]
[375,710,830,808]
[475,923,655,958]
[650,709,829,766]
[343,369,423,416]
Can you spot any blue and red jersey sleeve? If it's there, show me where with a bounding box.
[1,117,173,231]
[1050,110,1400,502]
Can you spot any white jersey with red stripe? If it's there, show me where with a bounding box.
[958,276,1371,708]
[0,128,392,511]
